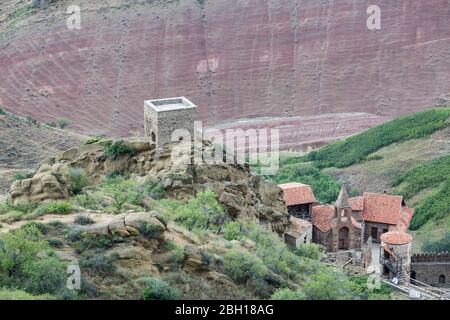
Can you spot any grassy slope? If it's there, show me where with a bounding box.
[303,108,450,168]
[278,108,450,251]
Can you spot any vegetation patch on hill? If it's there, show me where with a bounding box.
[391,154,450,230]
[302,108,450,169]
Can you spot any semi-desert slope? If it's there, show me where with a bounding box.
[1,0,449,139]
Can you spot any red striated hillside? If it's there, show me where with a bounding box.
[0,0,449,140]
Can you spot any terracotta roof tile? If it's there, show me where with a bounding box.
[311,205,335,233]
[286,217,312,238]
[279,182,316,206]
[362,193,403,225]
[380,231,412,245]
[349,196,364,211]
[393,207,415,232]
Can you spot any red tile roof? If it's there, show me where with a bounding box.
[349,196,364,211]
[380,231,412,245]
[311,205,335,233]
[286,217,312,238]
[362,193,403,225]
[392,207,415,232]
[279,182,316,207]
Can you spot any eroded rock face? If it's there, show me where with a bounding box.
[9,139,289,233]
[9,163,70,204]
[1,0,449,141]
[82,211,166,240]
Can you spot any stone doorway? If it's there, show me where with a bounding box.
[338,227,349,250]
[151,131,156,143]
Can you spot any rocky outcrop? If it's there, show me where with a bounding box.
[9,163,70,204]
[8,139,289,233]
[81,211,166,240]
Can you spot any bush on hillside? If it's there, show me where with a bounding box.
[294,243,323,261]
[271,288,305,300]
[103,140,134,159]
[422,232,450,252]
[101,176,139,213]
[33,201,74,217]
[0,226,47,279]
[140,277,181,300]
[68,168,91,195]
[172,190,225,232]
[74,215,94,225]
[11,172,34,182]
[56,117,70,129]
[22,255,67,295]
[80,255,117,277]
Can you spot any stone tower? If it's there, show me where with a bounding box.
[331,186,362,252]
[144,97,197,151]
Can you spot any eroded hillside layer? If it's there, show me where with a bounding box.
[1,0,449,137]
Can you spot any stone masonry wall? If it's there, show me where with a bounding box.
[411,252,450,287]
[144,106,196,151]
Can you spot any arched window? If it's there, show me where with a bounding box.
[438,275,446,284]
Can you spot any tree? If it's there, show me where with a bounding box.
[56,117,70,129]
[101,177,139,213]
[303,270,352,300]
[0,226,47,278]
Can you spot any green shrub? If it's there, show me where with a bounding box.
[74,215,94,225]
[167,246,186,266]
[223,250,269,284]
[348,275,392,300]
[0,289,54,300]
[74,233,114,253]
[103,140,134,159]
[271,288,305,300]
[0,107,6,115]
[75,193,104,211]
[0,226,47,279]
[173,190,225,231]
[20,221,50,235]
[23,255,67,295]
[294,244,323,261]
[85,136,104,144]
[33,201,74,216]
[303,270,352,300]
[47,220,67,229]
[68,168,91,195]
[140,277,181,300]
[56,117,70,129]
[80,255,117,277]
[11,172,33,182]
[48,238,63,248]
[422,232,450,252]
[137,179,166,200]
[138,222,165,240]
[101,176,139,213]
[65,229,83,242]
[223,221,246,241]
[1,202,37,214]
